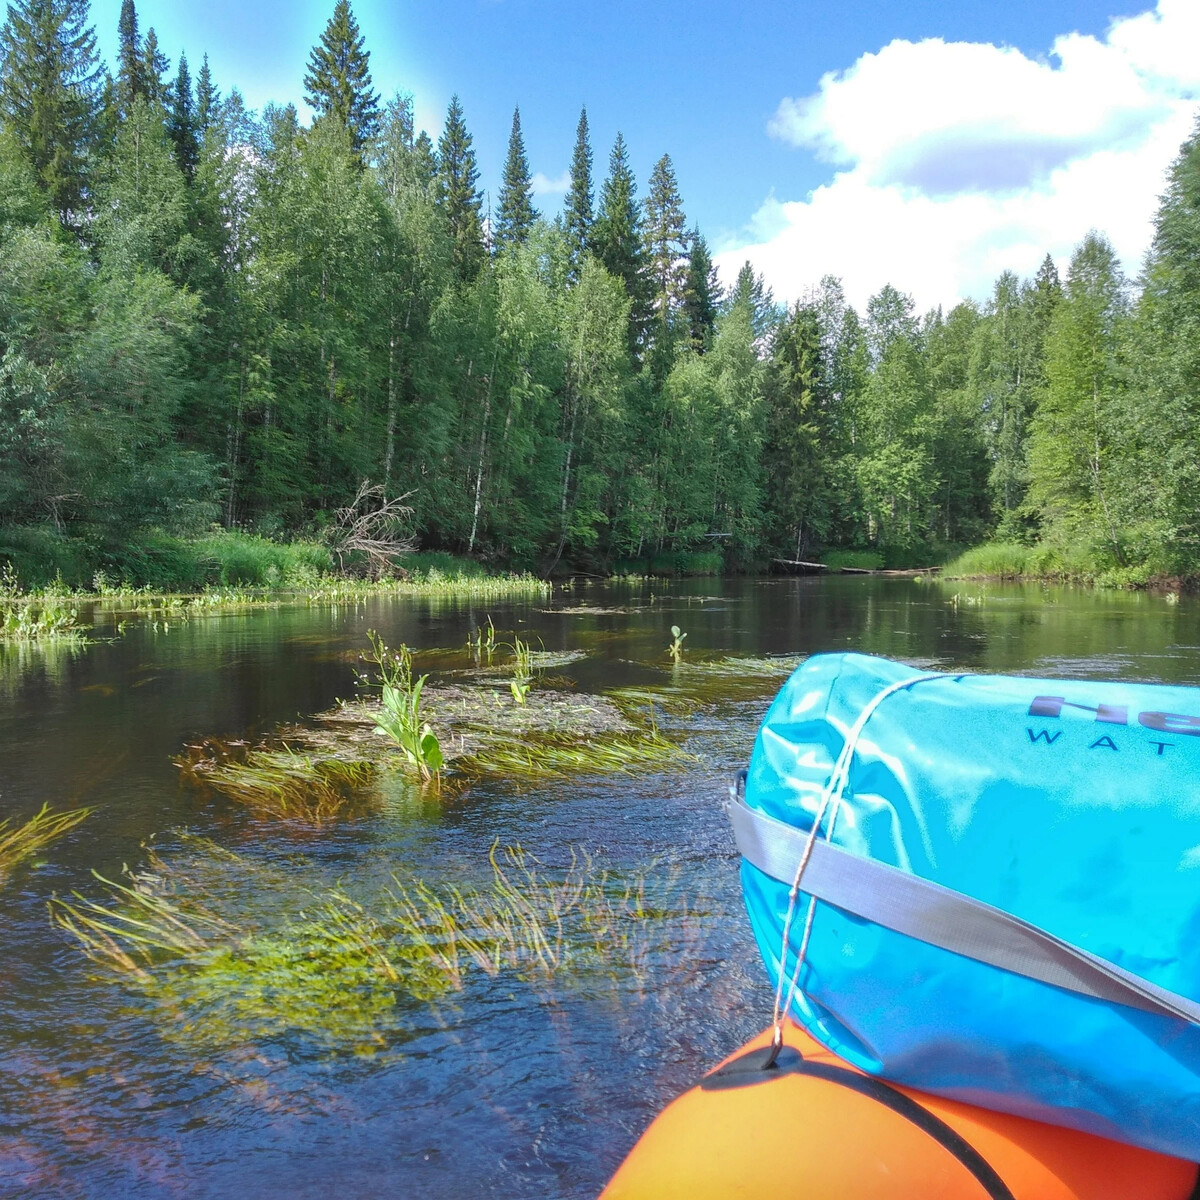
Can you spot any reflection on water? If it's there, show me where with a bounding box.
[0,576,1197,1198]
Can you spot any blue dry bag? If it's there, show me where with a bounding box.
[733,652,1200,1161]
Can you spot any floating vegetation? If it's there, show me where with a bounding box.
[603,655,805,719]
[176,742,375,826]
[679,654,802,679]
[0,804,91,886]
[456,731,694,781]
[51,836,690,1058]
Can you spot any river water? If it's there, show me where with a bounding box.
[1,576,1198,1199]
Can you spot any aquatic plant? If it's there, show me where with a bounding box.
[360,631,443,781]
[0,568,87,643]
[51,837,689,1057]
[467,614,497,663]
[508,636,535,705]
[456,730,694,780]
[667,625,687,662]
[0,804,91,886]
[176,742,375,825]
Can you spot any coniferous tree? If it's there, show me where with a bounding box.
[436,94,484,280]
[0,0,102,227]
[115,0,144,112]
[563,106,593,278]
[643,153,688,316]
[494,105,536,252]
[728,261,780,344]
[592,131,647,357]
[683,229,720,350]
[167,53,199,182]
[411,130,437,189]
[195,53,219,131]
[1027,232,1129,558]
[303,0,380,153]
[763,304,829,558]
[141,26,168,106]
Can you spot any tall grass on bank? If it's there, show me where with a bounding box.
[944,543,1041,579]
[0,805,91,886]
[0,567,87,643]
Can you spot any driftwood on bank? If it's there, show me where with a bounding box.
[771,558,942,577]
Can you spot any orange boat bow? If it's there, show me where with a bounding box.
[601,1022,1199,1200]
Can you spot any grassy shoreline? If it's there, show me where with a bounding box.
[942,542,1194,591]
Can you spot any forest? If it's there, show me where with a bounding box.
[2,0,1200,587]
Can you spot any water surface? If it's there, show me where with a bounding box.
[1,576,1197,1198]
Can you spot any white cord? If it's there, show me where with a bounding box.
[765,672,947,1063]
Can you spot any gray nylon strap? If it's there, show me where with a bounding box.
[729,794,1200,1025]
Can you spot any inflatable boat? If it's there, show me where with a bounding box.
[603,654,1200,1198]
[602,1020,1200,1199]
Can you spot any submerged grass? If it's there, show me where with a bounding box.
[0,804,91,886]
[51,836,690,1057]
[455,730,694,781]
[176,742,375,826]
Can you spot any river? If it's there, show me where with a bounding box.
[1,576,1196,1199]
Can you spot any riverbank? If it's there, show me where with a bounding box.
[943,542,1196,591]
[0,544,553,642]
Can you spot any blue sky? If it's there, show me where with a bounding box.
[90,1,1200,310]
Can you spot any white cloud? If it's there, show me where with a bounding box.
[718,0,1200,312]
[531,170,570,196]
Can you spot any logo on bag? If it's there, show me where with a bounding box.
[1026,695,1199,755]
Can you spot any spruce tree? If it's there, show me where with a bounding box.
[303,0,380,153]
[167,53,198,181]
[0,0,102,227]
[436,94,484,280]
[412,130,437,190]
[494,105,536,252]
[643,153,688,316]
[141,26,168,106]
[592,131,648,357]
[684,229,720,350]
[563,106,593,278]
[729,261,780,343]
[195,53,219,131]
[116,0,144,112]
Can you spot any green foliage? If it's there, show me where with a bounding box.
[3,15,1200,588]
[821,549,884,570]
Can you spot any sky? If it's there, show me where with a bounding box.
[90,0,1200,312]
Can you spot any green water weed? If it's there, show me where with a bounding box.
[0,804,91,886]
